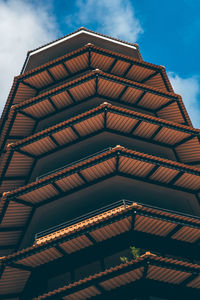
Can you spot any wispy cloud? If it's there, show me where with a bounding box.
[168,72,200,128]
[0,0,59,116]
[66,0,143,43]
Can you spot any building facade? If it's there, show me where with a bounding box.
[0,28,200,299]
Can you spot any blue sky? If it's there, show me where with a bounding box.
[0,0,200,126]
[54,0,200,78]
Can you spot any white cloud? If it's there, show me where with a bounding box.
[66,0,143,43]
[168,72,200,128]
[0,0,59,116]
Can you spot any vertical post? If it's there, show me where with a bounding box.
[123,199,127,209]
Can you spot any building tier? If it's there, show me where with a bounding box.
[1,201,200,299]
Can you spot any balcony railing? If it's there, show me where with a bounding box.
[35,198,200,243]
[36,147,113,180]
[35,199,132,241]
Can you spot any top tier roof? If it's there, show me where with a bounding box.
[22,28,142,73]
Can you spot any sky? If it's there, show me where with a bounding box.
[0,0,200,127]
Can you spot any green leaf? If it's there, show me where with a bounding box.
[120,256,129,263]
[130,246,140,259]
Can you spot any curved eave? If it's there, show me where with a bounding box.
[2,146,200,206]
[1,197,200,257]
[0,44,182,151]
[1,202,200,296]
[33,253,200,299]
[0,103,200,196]
[20,44,165,90]
[1,248,200,299]
[2,202,200,267]
[0,70,191,151]
[16,70,191,124]
[12,102,200,146]
[21,28,141,73]
[1,144,200,254]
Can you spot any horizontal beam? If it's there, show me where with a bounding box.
[0,293,20,299]
[141,70,159,83]
[0,226,24,232]
[21,80,38,91]
[4,176,26,180]
[0,244,16,250]
[9,262,32,272]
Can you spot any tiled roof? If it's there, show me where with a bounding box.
[34,201,200,245]
[4,145,200,195]
[24,27,141,59]
[0,56,191,152]
[1,199,200,263]
[0,102,199,194]
[33,253,200,299]
[0,28,199,299]
[0,42,172,146]
[9,103,200,149]
[13,70,180,108]
[1,70,192,144]
[20,44,158,80]
[1,145,200,214]
[1,141,200,255]
[1,201,200,297]
[2,204,129,260]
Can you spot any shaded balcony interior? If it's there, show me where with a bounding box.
[20,176,200,249]
[24,248,196,299]
[29,132,177,181]
[26,250,177,298]
[35,97,156,133]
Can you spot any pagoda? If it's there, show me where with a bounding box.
[0,28,200,299]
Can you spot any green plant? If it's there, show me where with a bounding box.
[120,256,129,263]
[130,246,140,259]
[120,245,140,263]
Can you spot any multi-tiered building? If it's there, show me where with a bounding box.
[0,28,200,300]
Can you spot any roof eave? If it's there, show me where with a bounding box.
[21,28,142,74]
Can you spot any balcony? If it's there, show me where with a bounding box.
[1,200,200,298]
[35,198,200,245]
[33,252,200,299]
[35,199,131,241]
